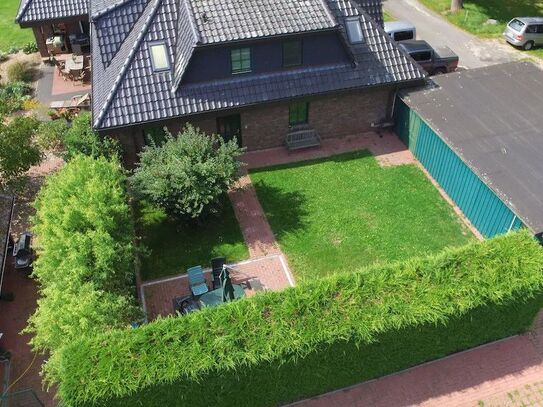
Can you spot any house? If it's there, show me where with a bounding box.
[394,61,543,239]
[16,0,90,57]
[89,0,426,164]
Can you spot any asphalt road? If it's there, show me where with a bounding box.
[383,0,523,69]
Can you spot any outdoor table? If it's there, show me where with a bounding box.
[199,284,245,307]
[65,55,84,73]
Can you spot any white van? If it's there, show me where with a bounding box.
[384,21,417,42]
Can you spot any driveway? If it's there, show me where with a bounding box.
[384,0,523,68]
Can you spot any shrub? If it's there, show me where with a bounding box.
[0,81,33,115]
[62,112,120,161]
[7,61,32,82]
[131,124,244,221]
[22,42,38,54]
[36,119,69,150]
[54,231,543,407]
[25,155,141,385]
[0,51,8,62]
[7,46,19,55]
[22,98,39,111]
[0,115,41,189]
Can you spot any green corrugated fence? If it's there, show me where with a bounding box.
[394,98,523,238]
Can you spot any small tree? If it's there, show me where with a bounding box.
[63,112,120,161]
[0,115,41,189]
[451,0,463,12]
[132,124,244,221]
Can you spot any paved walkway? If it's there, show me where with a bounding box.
[242,131,415,170]
[292,315,543,407]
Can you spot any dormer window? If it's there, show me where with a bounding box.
[283,39,302,67]
[149,42,170,72]
[345,18,364,44]
[231,47,251,74]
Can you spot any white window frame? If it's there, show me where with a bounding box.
[345,18,364,44]
[149,41,171,72]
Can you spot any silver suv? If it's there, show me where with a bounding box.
[503,17,543,50]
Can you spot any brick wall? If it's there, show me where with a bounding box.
[27,18,88,57]
[105,87,394,167]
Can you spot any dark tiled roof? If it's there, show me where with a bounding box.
[92,0,425,130]
[17,0,88,23]
[188,0,337,44]
[94,0,148,66]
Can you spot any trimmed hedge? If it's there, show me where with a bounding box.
[56,231,543,407]
[26,155,141,385]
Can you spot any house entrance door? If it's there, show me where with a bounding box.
[217,114,242,147]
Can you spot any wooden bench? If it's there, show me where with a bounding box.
[286,128,321,150]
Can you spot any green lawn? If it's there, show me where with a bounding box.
[250,151,473,281]
[0,0,33,51]
[419,0,543,58]
[137,197,249,281]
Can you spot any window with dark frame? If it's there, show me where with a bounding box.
[283,39,302,67]
[149,42,170,72]
[289,102,309,126]
[231,47,251,74]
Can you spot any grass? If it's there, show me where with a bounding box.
[419,0,543,58]
[250,151,474,281]
[0,0,33,51]
[137,197,249,281]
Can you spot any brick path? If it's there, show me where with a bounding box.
[291,323,543,407]
[241,131,416,170]
[142,255,294,320]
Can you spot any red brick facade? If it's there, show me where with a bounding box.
[106,87,395,167]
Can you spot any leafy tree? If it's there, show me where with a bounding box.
[0,115,41,189]
[132,124,244,221]
[451,0,463,12]
[63,112,120,161]
[36,119,69,150]
[26,155,140,384]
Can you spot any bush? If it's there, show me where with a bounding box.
[62,112,120,161]
[36,119,69,150]
[22,42,38,54]
[131,124,244,221]
[54,231,543,407]
[0,82,33,115]
[7,61,32,82]
[0,51,8,62]
[7,46,19,55]
[25,155,141,385]
[0,115,41,189]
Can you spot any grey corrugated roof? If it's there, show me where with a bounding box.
[400,62,543,235]
[188,0,337,45]
[92,0,425,130]
[17,0,88,23]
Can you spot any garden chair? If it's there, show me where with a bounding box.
[187,266,208,297]
[50,93,90,111]
[210,257,225,290]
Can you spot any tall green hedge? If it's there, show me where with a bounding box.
[56,231,543,407]
[26,155,141,385]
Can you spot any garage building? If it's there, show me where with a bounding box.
[394,62,543,238]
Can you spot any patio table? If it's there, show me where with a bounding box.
[65,55,84,73]
[199,284,245,307]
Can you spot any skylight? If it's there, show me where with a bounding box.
[149,42,170,72]
[345,18,364,44]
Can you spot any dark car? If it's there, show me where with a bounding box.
[13,232,33,270]
[398,40,459,75]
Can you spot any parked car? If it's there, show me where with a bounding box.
[384,21,416,42]
[503,17,543,50]
[398,40,459,75]
[13,232,33,271]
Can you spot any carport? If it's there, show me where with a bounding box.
[394,62,543,238]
